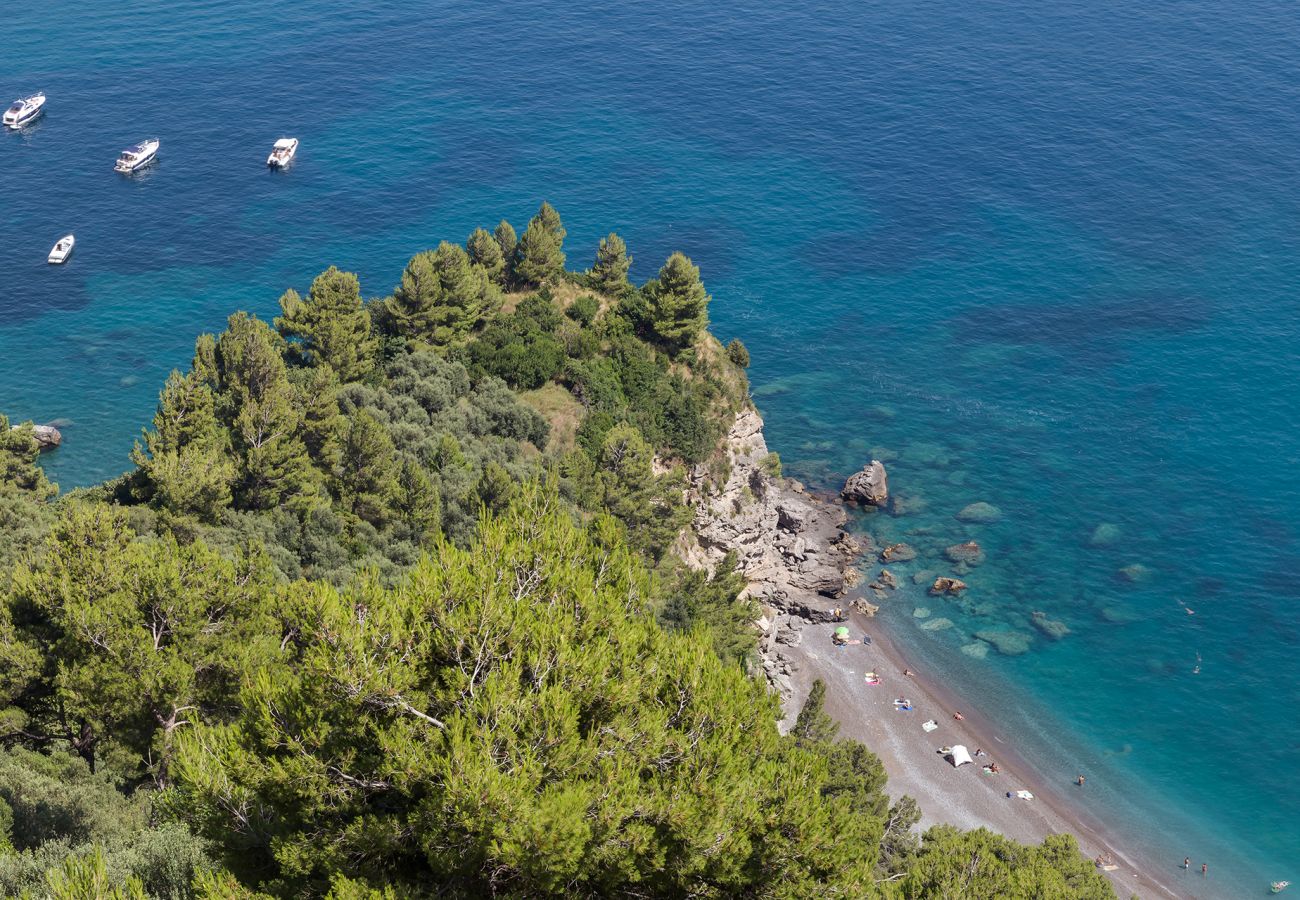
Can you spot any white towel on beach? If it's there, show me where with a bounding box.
[1015,790,1034,800]
[921,720,939,732]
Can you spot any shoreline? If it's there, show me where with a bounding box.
[773,599,1186,900]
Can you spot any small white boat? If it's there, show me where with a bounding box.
[47,234,75,265]
[115,138,159,173]
[3,93,45,128]
[1273,881,1291,894]
[267,137,298,167]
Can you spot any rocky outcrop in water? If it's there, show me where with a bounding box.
[930,576,968,595]
[11,423,61,450]
[842,460,889,506]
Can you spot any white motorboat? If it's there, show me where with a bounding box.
[47,234,75,265]
[267,137,298,167]
[115,138,159,173]
[3,93,45,128]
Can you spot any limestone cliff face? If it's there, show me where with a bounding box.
[680,410,860,673]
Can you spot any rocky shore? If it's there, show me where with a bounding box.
[680,409,866,700]
[679,409,1175,900]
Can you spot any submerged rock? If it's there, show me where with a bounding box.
[919,617,954,632]
[956,502,1002,524]
[881,543,917,563]
[912,569,937,585]
[1099,605,1141,625]
[1030,611,1070,640]
[913,607,932,619]
[905,442,952,467]
[1118,563,1154,583]
[842,460,889,506]
[944,541,986,567]
[961,641,990,660]
[1089,522,1122,547]
[929,577,968,596]
[974,629,1033,656]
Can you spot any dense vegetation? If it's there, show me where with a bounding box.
[0,205,1113,898]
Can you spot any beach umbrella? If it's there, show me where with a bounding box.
[834,626,851,638]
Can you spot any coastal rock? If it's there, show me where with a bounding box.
[929,577,968,596]
[685,409,858,614]
[850,598,880,617]
[974,629,1033,656]
[880,543,917,563]
[1031,611,1070,640]
[944,541,986,567]
[11,423,62,451]
[919,617,954,632]
[956,502,1001,524]
[877,569,898,590]
[841,460,889,506]
[1089,522,1122,547]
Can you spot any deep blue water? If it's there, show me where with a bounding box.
[4,1,1298,894]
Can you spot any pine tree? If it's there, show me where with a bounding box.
[535,201,566,244]
[467,227,505,286]
[275,266,377,382]
[0,415,57,500]
[169,485,881,897]
[493,219,518,286]
[596,423,689,561]
[331,410,399,527]
[792,678,840,745]
[591,232,631,295]
[513,217,565,286]
[215,313,318,510]
[645,252,710,354]
[392,457,440,544]
[384,243,500,350]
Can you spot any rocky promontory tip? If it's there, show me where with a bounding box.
[842,460,889,506]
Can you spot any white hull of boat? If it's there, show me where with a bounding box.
[3,94,45,128]
[115,139,159,173]
[267,138,299,167]
[48,235,75,265]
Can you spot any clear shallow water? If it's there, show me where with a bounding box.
[4,1,1299,894]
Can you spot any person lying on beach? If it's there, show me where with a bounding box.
[974,748,986,756]
[953,712,964,721]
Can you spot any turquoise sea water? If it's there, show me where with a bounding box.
[4,1,1299,894]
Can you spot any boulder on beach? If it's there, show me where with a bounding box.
[880,542,917,563]
[956,502,1001,524]
[11,423,62,451]
[944,540,986,567]
[842,460,889,506]
[929,577,968,596]
[974,629,1033,656]
[1031,611,1070,640]
[919,617,954,632]
[1089,522,1122,547]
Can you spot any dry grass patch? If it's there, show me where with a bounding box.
[520,382,583,454]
